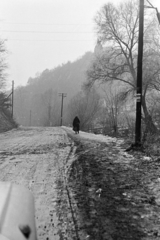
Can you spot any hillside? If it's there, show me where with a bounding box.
[14,52,94,126]
[27,52,93,96]
[0,111,17,133]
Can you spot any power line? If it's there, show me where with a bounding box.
[1,22,92,26]
[0,30,93,34]
[7,39,93,42]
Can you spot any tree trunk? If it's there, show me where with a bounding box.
[141,95,157,134]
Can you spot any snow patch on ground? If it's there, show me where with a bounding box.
[63,126,124,144]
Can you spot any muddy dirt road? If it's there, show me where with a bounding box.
[1,126,160,240]
[0,126,77,240]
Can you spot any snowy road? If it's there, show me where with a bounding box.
[0,126,76,240]
[1,126,160,240]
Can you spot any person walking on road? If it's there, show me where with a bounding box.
[73,116,80,134]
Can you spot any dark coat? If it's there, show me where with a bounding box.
[73,116,80,131]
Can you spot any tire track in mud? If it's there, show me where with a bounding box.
[55,139,82,240]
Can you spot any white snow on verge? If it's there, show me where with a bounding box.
[62,126,124,144]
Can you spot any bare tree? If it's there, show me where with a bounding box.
[0,38,9,117]
[97,83,129,135]
[86,0,160,133]
[103,85,123,134]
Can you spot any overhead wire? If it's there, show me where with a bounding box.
[1,22,92,26]
[0,21,96,42]
[7,39,93,42]
[0,30,93,33]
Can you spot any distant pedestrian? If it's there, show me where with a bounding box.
[73,116,80,134]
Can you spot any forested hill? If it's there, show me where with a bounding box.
[27,51,93,97]
[14,52,94,126]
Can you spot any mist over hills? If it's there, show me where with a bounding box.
[14,52,94,126]
[27,52,93,97]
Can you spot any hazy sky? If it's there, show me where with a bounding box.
[0,0,160,89]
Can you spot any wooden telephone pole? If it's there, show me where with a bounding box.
[134,0,160,147]
[12,80,14,118]
[29,110,32,126]
[135,0,144,146]
[59,93,67,126]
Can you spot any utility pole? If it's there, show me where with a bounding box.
[48,104,51,126]
[29,110,32,126]
[135,0,144,147]
[12,80,14,118]
[134,0,160,148]
[59,93,67,126]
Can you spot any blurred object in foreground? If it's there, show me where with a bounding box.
[0,182,37,240]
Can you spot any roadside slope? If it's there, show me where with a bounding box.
[0,111,17,132]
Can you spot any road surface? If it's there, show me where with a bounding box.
[0,126,76,240]
[1,126,160,240]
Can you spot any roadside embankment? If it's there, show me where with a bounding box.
[0,111,17,132]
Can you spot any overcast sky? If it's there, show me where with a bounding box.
[0,0,160,89]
